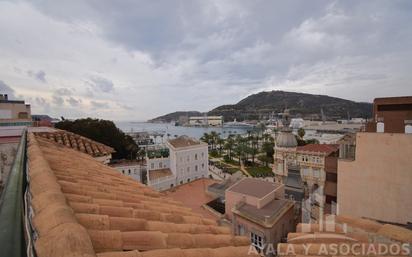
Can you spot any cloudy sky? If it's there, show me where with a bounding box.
[0,0,411,120]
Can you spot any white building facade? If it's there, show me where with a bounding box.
[109,161,145,182]
[146,136,209,191]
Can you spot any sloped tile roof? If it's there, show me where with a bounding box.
[168,136,204,148]
[297,144,339,155]
[278,215,412,257]
[34,129,115,157]
[28,133,256,257]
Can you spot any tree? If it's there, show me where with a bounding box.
[262,141,275,158]
[217,137,225,155]
[224,136,235,160]
[298,128,306,139]
[209,131,220,150]
[55,118,138,160]
[258,155,272,167]
[233,135,247,165]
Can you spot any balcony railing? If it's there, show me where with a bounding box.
[0,131,27,257]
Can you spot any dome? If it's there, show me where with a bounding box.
[276,131,298,148]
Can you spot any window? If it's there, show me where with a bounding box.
[187,167,190,173]
[238,225,245,236]
[187,156,190,162]
[122,170,124,174]
[187,178,190,182]
[201,152,204,158]
[151,163,154,169]
[195,154,198,160]
[201,163,205,169]
[250,232,263,252]
[377,122,384,133]
[128,169,131,175]
[405,124,412,134]
[159,162,163,168]
[195,165,198,172]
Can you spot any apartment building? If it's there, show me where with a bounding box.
[338,97,412,225]
[225,178,295,256]
[365,96,412,133]
[146,136,208,191]
[0,94,32,127]
[273,127,339,222]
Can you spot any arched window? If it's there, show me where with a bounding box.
[195,154,198,160]
[195,165,198,172]
[128,169,131,174]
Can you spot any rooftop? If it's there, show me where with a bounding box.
[297,144,339,155]
[28,134,255,257]
[278,215,412,256]
[228,178,282,199]
[234,198,295,228]
[167,135,204,148]
[148,168,173,181]
[34,129,115,157]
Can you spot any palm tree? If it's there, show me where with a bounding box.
[217,137,225,155]
[209,131,219,150]
[201,132,210,144]
[224,136,235,160]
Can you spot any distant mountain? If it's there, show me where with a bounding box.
[149,91,373,122]
[149,111,203,123]
[208,91,373,121]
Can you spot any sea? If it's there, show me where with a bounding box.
[115,121,249,140]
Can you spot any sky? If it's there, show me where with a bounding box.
[0,0,411,121]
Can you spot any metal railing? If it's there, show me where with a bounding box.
[0,130,27,257]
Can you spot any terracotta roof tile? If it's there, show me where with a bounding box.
[278,214,412,257]
[34,129,115,157]
[168,135,205,148]
[28,133,256,257]
[297,144,339,155]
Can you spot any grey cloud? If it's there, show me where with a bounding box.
[2,1,412,120]
[0,80,16,98]
[52,95,64,105]
[91,100,109,109]
[67,97,82,107]
[55,88,73,96]
[27,70,47,83]
[88,76,114,93]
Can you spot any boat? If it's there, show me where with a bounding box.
[223,119,254,129]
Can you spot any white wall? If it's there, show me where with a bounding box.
[170,145,208,185]
[112,164,143,182]
[146,157,170,171]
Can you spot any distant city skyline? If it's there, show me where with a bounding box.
[0,0,411,120]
